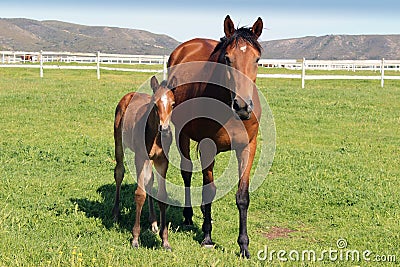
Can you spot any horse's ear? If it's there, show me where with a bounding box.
[224,15,235,38]
[150,76,159,93]
[168,76,178,90]
[251,17,263,39]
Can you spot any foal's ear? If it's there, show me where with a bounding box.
[168,76,178,90]
[224,15,235,38]
[150,76,159,93]
[251,17,263,39]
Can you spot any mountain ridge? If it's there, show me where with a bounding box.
[0,18,179,55]
[1,18,399,59]
[261,34,400,59]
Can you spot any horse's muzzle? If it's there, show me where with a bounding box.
[159,125,172,136]
[232,99,253,120]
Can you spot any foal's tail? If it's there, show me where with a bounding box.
[114,93,136,165]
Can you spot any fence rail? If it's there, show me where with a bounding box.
[0,50,168,80]
[0,51,166,64]
[258,58,400,88]
[1,51,400,87]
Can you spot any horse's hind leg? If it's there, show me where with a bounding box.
[113,112,125,221]
[178,133,193,225]
[132,158,152,248]
[154,158,171,251]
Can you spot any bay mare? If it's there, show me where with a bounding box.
[168,15,263,258]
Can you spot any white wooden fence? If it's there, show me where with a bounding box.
[258,58,400,88]
[0,51,168,80]
[1,51,400,87]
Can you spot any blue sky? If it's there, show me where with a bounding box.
[1,0,400,41]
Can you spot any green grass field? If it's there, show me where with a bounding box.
[0,68,399,266]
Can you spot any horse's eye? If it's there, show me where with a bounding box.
[256,57,260,63]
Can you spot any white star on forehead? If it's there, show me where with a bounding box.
[240,45,247,52]
[161,94,168,109]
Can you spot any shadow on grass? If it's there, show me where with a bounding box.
[71,183,204,249]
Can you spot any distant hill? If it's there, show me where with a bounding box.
[0,18,180,54]
[1,18,399,59]
[260,35,400,60]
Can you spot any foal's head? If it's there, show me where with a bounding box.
[216,15,263,120]
[150,76,176,135]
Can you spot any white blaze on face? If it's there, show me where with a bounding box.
[240,45,247,53]
[161,94,168,110]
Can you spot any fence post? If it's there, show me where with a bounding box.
[381,58,385,88]
[163,55,168,80]
[301,57,306,89]
[40,50,43,78]
[97,51,100,80]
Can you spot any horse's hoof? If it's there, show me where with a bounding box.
[163,245,172,252]
[201,239,214,249]
[131,240,139,249]
[151,222,159,233]
[240,249,250,259]
[183,218,193,226]
[112,206,120,221]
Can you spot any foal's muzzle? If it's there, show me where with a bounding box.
[159,124,171,135]
[232,99,253,120]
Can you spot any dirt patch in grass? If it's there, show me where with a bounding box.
[264,226,296,240]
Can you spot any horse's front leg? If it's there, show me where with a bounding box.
[235,138,257,259]
[154,157,171,251]
[131,158,152,248]
[178,132,193,225]
[146,172,159,233]
[200,159,216,248]
[199,139,217,247]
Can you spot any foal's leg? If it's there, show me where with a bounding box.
[199,139,217,248]
[146,172,159,233]
[154,157,171,251]
[178,132,193,225]
[112,116,125,221]
[131,158,152,248]
[235,139,257,259]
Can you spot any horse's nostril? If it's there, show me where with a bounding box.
[247,100,253,113]
[159,124,171,134]
[233,99,252,113]
[233,99,240,111]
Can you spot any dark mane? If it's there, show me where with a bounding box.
[212,26,262,62]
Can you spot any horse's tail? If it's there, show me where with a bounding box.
[114,92,136,163]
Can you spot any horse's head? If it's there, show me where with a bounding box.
[219,15,263,120]
[150,76,176,136]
